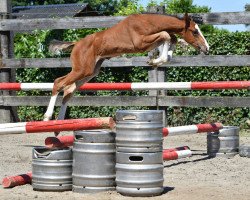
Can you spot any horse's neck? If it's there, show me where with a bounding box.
[148,14,185,34]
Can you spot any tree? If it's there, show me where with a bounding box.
[245,4,250,31]
[11,0,132,15]
[162,0,210,13]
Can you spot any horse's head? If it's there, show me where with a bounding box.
[180,13,209,54]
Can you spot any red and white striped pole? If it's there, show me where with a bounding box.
[0,81,249,91]
[163,146,190,152]
[2,172,32,188]
[45,135,74,148]
[162,123,223,137]
[45,123,223,148]
[163,149,192,161]
[0,117,115,135]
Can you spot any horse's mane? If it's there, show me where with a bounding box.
[142,12,184,19]
[141,12,203,24]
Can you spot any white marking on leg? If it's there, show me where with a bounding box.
[161,41,169,61]
[158,44,163,55]
[151,42,169,65]
[44,94,58,121]
[167,50,173,60]
[195,24,209,51]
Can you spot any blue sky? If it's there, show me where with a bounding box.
[139,0,249,31]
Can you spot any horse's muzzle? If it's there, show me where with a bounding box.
[199,45,209,55]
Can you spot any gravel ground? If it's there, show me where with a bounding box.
[0,130,249,200]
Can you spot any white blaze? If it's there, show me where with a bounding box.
[195,24,209,51]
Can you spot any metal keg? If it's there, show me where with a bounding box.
[32,146,72,191]
[72,130,116,193]
[207,126,239,158]
[116,110,163,152]
[116,151,164,197]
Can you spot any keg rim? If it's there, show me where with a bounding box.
[116,110,163,113]
[32,146,72,160]
[116,110,163,123]
[208,126,239,136]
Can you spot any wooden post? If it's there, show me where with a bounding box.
[0,0,18,123]
[147,5,167,126]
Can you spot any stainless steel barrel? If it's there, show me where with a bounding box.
[207,126,239,158]
[32,147,72,191]
[72,130,116,193]
[116,110,163,152]
[116,151,163,197]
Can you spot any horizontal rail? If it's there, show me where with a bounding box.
[163,123,223,137]
[0,12,249,31]
[158,96,250,107]
[163,149,192,160]
[0,81,249,91]
[44,123,223,148]
[0,117,115,134]
[2,172,32,188]
[1,96,249,107]
[1,55,250,69]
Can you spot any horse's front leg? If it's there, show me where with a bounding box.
[145,31,171,67]
[148,34,178,66]
[167,34,178,60]
[147,41,169,67]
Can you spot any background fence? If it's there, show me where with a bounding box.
[0,0,249,124]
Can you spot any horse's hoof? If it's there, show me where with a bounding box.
[147,59,154,65]
[147,59,159,67]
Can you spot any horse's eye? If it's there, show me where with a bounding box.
[193,29,199,36]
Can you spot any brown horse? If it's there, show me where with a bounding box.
[44,13,209,135]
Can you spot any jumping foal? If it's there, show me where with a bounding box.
[44,13,209,135]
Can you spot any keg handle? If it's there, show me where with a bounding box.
[75,135,84,140]
[123,115,137,121]
[129,156,143,162]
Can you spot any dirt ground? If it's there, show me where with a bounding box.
[0,130,249,200]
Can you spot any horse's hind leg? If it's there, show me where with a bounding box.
[43,75,67,121]
[54,58,104,136]
[56,78,87,121]
[56,59,104,121]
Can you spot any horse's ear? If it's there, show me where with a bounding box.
[184,13,191,29]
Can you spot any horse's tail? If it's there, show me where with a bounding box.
[49,40,76,55]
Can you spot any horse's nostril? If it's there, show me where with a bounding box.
[204,48,209,55]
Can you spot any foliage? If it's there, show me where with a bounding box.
[114,1,144,16]
[162,0,210,13]
[13,0,250,128]
[11,0,136,15]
